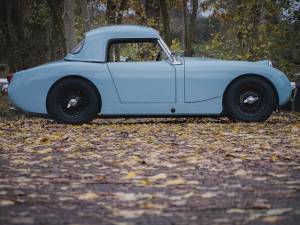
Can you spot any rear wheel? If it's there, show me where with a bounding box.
[224,77,277,122]
[47,78,99,124]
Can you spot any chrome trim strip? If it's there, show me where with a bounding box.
[158,38,172,60]
[158,38,172,57]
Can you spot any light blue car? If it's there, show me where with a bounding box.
[8,25,292,124]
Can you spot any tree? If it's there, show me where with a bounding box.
[145,0,160,29]
[46,0,66,57]
[203,0,300,79]
[106,0,128,25]
[182,0,199,56]
[160,0,171,45]
[64,0,76,52]
[0,0,65,71]
[78,0,91,32]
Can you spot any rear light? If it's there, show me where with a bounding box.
[7,73,14,83]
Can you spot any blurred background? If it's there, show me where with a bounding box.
[0,0,299,80]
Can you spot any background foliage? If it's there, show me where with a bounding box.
[0,0,299,79]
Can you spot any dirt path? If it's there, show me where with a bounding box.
[0,113,300,225]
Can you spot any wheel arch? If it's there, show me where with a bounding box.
[46,75,102,114]
[222,74,279,112]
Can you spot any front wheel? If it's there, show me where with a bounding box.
[224,77,277,122]
[47,78,100,124]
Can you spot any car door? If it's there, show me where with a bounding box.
[107,39,176,103]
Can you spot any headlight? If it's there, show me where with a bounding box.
[291,82,296,90]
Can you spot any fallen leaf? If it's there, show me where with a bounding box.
[149,173,167,180]
[113,209,145,219]
[271,154,278,161]
[227,208,245,213]
[124,171,137,179]
[141,202,167,210]
[115,193,137,201]
[261,216,281,223]
[201,192,217,198]
[266,208,292,216]
[165,178,185,186]
[78,192,98,201]
[172,200,187,206]
[251,202,271,209]
[41,156,53,162]
[183,192,194,198]
[36,148,52,154]
[234,169,247,177]
[0,200,15,206]
[139,179,151,186]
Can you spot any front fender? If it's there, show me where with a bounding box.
[184,59,292,105]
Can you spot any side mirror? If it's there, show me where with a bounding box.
[170,52,183,65]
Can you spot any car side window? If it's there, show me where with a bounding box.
[108,40,168,62]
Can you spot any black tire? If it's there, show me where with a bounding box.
[47,78,100,124]
[224,77,277,122]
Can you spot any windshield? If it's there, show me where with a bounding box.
[70,39,85,54]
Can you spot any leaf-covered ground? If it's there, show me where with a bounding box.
[0,110,300,225]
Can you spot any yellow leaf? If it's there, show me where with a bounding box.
[139,179,151,186]
[271,154,278,162]
[37,148,52,154]
[78,192,98,201]
[124,171,137,179]
[41,156,53,162]
[142,202,166,210]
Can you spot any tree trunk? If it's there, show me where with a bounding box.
[159,0,171,45]
[46,0,66,56]
[182,0,189,56]
[188,0,198,56]
[63,0,76,52]
[79,0,91,32]
[0,0,26,71]
[145,0,160,30]
[106,0,116,24]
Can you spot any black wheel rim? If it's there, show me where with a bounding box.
[57,87,90,118]
[236,85,266,116]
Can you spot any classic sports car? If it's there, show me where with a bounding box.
[8,25,292,124]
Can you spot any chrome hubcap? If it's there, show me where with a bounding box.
[238,90,263,114]
[243,95,259,104]
[67,97,79,109]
